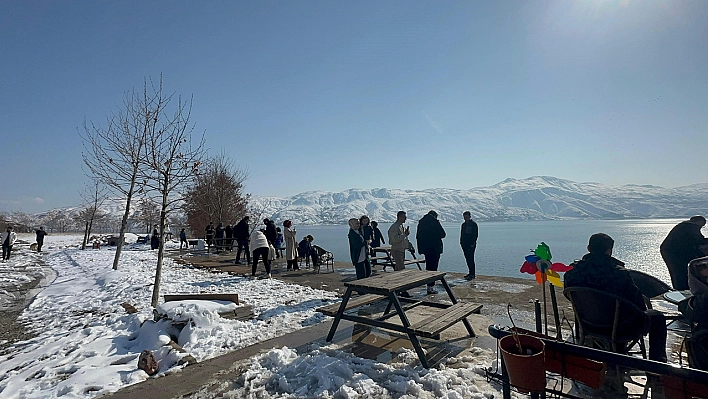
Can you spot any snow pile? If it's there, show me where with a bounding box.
[209,345,500,398]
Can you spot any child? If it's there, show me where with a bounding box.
[274,227,285,258]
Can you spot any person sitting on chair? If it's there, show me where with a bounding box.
[564,233,667,362]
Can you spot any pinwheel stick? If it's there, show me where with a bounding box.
[542,278,548,335]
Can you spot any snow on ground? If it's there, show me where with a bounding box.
[0,234,505,399]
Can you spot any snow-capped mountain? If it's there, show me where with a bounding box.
[31,176,708,227]
[251,176,708,224]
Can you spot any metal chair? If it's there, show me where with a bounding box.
[313,245,334,273]
[564,286,651,358]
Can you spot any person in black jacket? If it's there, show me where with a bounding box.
[565,233,667,362]
[225,224,233,251]
[150,224,160,250]
[215,222,225,253]
[35,226,48,252]
[263,218,277,245]
[205,222,215,251]
[661,216,708,290]
[460,211,478,280]
[416,210,446,294]
[234,217,250,264]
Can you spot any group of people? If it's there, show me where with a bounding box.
[347,211,479,294]
[228,217,299,278]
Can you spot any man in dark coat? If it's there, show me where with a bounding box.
[205,222,215,250]
[264,218,277,245]
[215,222,225,252]
[234,217,250,264]
[661,216,708,290]
[35,226,48,252]
[416,210,446,294]
[460,211,478,280]
[565,233,667,362]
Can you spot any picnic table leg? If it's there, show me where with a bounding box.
[326,288,354,342]
[440,277,476,337]
[389,293,430,368]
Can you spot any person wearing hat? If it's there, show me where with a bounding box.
[661,216,708,290]
[416,210,446,294]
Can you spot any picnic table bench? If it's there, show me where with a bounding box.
[371,245,426,270]
[317,269,481,368]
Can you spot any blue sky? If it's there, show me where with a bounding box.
[1,1,707,213]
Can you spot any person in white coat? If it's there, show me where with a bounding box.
[250,229,271,278]
[2,226,18,261]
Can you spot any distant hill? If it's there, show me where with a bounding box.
[32,176,708,227]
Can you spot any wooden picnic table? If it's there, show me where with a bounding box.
[371,245,426,270]
[318,269,482,368]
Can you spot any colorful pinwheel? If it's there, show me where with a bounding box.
[520,242,573,287]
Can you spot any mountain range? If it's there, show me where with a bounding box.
[251,176,708,224]
[30,176,708,227]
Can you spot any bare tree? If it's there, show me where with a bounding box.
[134,197,160,234]
[81,80,155,269]
[76,180,108,250]
[139,84,206,308]
[183,152,249,235]
[9,211,35,232]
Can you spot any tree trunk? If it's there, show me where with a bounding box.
[113,183,136,270]
[82,221,89,250]
[151,187,170,308]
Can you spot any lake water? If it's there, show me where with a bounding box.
[295,218,692,284]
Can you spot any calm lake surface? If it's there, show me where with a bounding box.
[295,218,691,284]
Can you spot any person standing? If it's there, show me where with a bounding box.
[234,217,250,265]
[388,211,412,272]
[460,211,479,280]
[388,211,412,297]
[565,233,667,362]
[370,221,386,264]
[416,210,446,294]
[150,224,160,250]
[250,229,272,278]
[215,222,225,253]
[283,220,299,271]
[35,226,48,252]
[274,227,285,258]
[264,218,277,245]
[660,216,708,290]
[1,226,17,261]
[348,218,371,279]
[205,222,215,251]
[179,228,187,249]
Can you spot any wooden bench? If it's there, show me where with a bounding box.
[403,258,426,270]
[317,294,384,317]
[410,302,482,338]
